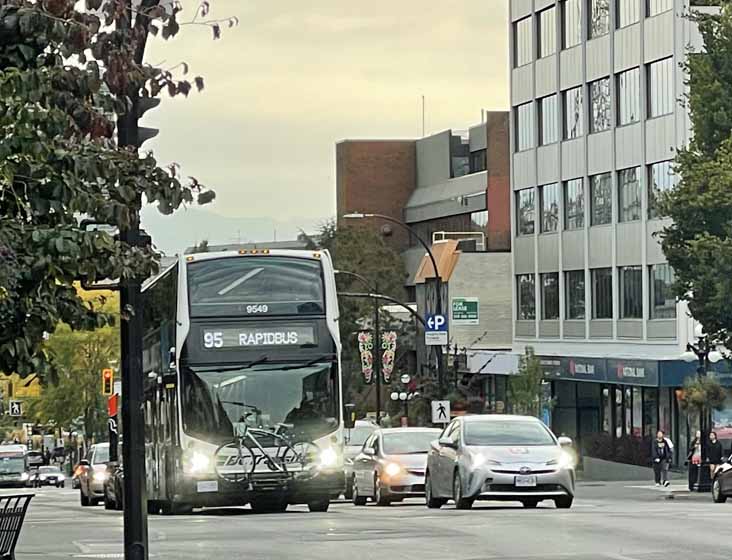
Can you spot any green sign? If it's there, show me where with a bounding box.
[451,297,479,325]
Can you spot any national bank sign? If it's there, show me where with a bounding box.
[539,356,659,387]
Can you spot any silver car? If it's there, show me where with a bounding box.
[79,443,110,506]
[425,415,575,510]
[352,427,441,506]
[343,420,378,499]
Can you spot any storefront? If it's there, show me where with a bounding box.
[538,356,732,467]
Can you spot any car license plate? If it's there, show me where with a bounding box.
[515,475,537,487]
[197,480,218,493]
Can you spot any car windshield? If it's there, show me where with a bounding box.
[39,466,60,473]
[348,426,375,447]
[382,431,440,454]
[182,362,338,443]
[0,457,24,474]
[93,446,110,464]
[464,421,556,446]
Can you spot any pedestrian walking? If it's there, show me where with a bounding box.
[707,431,723,479]
[652,430,672,487]
[688,430,702,491]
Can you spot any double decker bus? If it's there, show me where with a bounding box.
[141,249,345,514]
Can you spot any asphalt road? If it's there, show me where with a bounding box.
[9,482,732,560]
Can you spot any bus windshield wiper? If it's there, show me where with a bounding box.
[220,400,261,414]
[281,354,334,371]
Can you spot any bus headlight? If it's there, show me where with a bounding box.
[319,448,339,469]
[185,451,211,474]
[20,472,29,482]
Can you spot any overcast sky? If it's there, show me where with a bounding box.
[143,0,509,244]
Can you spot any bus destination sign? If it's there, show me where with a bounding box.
[202,326,316,350]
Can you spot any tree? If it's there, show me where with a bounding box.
[660,4,732,350]
[508,347,551,417]
[29,289,120,439]
[0,0,234,377]
[679,375,727,416]
[303,220,410,416]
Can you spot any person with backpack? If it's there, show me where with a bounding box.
[652,430,672,487]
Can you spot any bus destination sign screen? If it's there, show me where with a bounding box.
[202,326,316,350]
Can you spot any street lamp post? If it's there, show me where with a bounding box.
[342,212,446,393]
[680,324,724,492]
[335,270,383,424]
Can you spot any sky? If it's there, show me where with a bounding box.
[142,0,510,252]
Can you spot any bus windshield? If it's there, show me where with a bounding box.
[181,362,338,443]
[0,457,25,474]
[187,257,325,318]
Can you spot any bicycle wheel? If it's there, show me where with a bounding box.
[280,441,320,476]
[214,439,256,483]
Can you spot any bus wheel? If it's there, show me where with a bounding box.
[307,498,330,513]
[160,501,192,515]
[147,501,161,515]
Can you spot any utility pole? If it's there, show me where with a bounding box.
[374,280,382,424]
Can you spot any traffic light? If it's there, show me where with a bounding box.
[102,368,114,395]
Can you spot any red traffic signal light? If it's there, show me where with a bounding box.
[102,368,114,395]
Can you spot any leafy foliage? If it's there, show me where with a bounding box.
[508,347,552,417]
[678,375,727,413]
[660,4,732,350]
[0,0,233,376]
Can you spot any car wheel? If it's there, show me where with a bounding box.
[344,476,354,500]
[522,499,539,508]
[352,483,367,506]
[307,498,330,513]
[374,476,390,507]
[554,496,573,509]
[425,473,446,509]
[80,489,91,507]
[453,472,473,510]
[713,479,727,503]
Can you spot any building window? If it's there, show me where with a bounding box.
[648,160,675,219]
[589,0,610,39]
[471,210,488,229]
[542,273,560,320]
[514,17,533,67]
[470,149,486,173]
[590,172,612,225]
[648,57,674,118]
[618,167,642,222]
[650,263,676,319]
[562,0,582,49]
[539,6,557,58]
[539,94,559,146]
[541,183,560,233]
[564,178,585,230]
[620,265,642,319]
[617,67,640,126]
[590,77,611,133]
[517,274,536,320]
[647,0,672,17]
[617,0,640,28]
[563,86,584,139]
[565,270,586,319]
[515,102,533,151]
[592,268,613,319]
[517,188,535,235]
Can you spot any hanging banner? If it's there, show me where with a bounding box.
[381,331,397,384]
[357,330,374,384]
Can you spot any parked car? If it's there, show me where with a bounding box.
[425,415,575,510]
[343,420,379,499]
[103,462,123,511]
[31,465,66,488]
[351,427,442,506]
[78,443,110,506]
[712,453,732,503]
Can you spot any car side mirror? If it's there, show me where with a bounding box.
[363,448,375,457]
[438,437,457,449]
[79,460,90,467]
[558,436,573,448]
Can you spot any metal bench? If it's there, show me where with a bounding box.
[0,494,33,560]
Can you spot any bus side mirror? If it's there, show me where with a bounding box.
[344,403,356,430]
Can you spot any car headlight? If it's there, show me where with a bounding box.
[384,462,401,477]
[58,474,65,481]
[20,472,29,481]
[319,447,339,469]
[39,475,47,481]
[555,451,575,470]
[93,471,108,483]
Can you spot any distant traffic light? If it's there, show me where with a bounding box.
[102,368,114,395]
